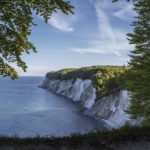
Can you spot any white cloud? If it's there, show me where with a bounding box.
[38,11,76,32]
[113,3,135,21]
[71,0,133,56]
[48,13,74,32]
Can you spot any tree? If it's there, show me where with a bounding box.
[126,0,150,124]
[112,0,136,2]
[0,0,73,79]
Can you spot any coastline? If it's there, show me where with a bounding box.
[40,77,140,128]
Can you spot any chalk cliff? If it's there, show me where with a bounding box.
[41,77,141,128]
[41,78,96,109]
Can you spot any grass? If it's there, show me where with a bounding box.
[0,126,150,150]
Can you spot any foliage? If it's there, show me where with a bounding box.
[46,65,127,97]
[0,126,150,150]
[125,0,150,124]
[112,0,136,2]
[0,0,73,79]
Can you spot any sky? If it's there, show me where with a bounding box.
[16,0,136,76]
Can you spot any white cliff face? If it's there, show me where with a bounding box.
[87,90,142,128]
[41,78,141,128]
[88,90,131,128]
[41,78,96,109]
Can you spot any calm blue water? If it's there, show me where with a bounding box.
[0,77,101,137]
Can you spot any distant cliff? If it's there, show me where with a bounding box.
[41,65,142,128]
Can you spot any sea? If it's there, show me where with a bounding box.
[0,77,102,137]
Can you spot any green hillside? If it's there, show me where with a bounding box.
[46,65,127,97]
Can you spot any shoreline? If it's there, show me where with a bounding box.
[39,85,106,129]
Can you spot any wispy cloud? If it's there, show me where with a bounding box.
[71,0,134,56]
[113,3,135,21]
[38,11,76,32]
[48,12,75,32]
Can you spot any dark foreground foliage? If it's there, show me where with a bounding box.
[0,0,73,79]
[46,65,127,97]
[0,126,150,150]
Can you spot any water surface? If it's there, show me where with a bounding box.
[0,77,102,137]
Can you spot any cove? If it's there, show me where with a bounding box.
[0,77,103,137]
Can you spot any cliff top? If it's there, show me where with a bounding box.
[46,65,127,96]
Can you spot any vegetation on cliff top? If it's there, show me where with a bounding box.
[46,65,127,97]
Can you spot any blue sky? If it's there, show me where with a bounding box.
[16,0,135,76]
